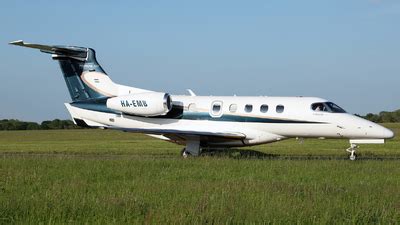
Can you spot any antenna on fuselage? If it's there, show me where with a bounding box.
[187,89,196,96]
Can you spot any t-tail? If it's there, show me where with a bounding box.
[9,40,148,102]
[10,40,155,127]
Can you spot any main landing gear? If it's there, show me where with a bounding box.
[181,148,190,158]
[346,143,359,161]
[181,139,201,158]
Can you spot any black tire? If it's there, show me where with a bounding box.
[180,148,186,156]
[181,148,192,158]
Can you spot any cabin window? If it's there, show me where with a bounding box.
[188,103,197,112]
[213,104,221,113]
[260,104,269,113]
[276,105,284,113]
[229,104,238,113]
[210,101,223,117]
[245,104,253,113]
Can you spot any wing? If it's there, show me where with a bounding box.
[109,126,246,145]
[110,127,245,139]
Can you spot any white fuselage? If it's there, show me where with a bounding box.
[66,95,394,147]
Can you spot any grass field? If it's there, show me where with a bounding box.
[1,124,400,224]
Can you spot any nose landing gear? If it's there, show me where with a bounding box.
[346,143,359,161]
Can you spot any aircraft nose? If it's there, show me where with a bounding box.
[382,127,395,139]
[360,117,395,139]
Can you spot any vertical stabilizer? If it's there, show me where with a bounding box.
[9,40,118,102]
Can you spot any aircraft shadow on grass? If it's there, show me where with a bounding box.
[201,148,278,159]
[200,148,400,161]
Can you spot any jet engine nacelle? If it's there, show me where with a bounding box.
[106,92,172,117]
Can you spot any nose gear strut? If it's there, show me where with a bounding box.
[346,143,359,161]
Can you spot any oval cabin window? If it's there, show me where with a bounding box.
[260,104,268,113]
[213,104,221,114]
[210,101,223,117]
[245,104,253,113]
[229,104,238,113]
[276,105,284,113]
[188,103,197,112]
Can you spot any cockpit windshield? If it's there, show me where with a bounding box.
[311,102,346,113]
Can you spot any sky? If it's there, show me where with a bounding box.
[0,0,399,122]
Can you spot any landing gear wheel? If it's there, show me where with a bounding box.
[349,153,357,161]
[181,148,191,158]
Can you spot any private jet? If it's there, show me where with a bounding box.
[10,40,395,160]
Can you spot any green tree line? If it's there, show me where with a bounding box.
[0,119,81,130]
[361,109,400,123]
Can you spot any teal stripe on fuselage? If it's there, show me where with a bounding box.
[71,101,324,124]
[182,112,323,124]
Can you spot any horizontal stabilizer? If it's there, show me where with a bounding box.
[9,40,87,59]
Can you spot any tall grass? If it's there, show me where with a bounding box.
[0,124,399,224]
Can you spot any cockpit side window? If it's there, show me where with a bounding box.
[311,102,346,113]
[326,102,346,113]
[311,103,329,112]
